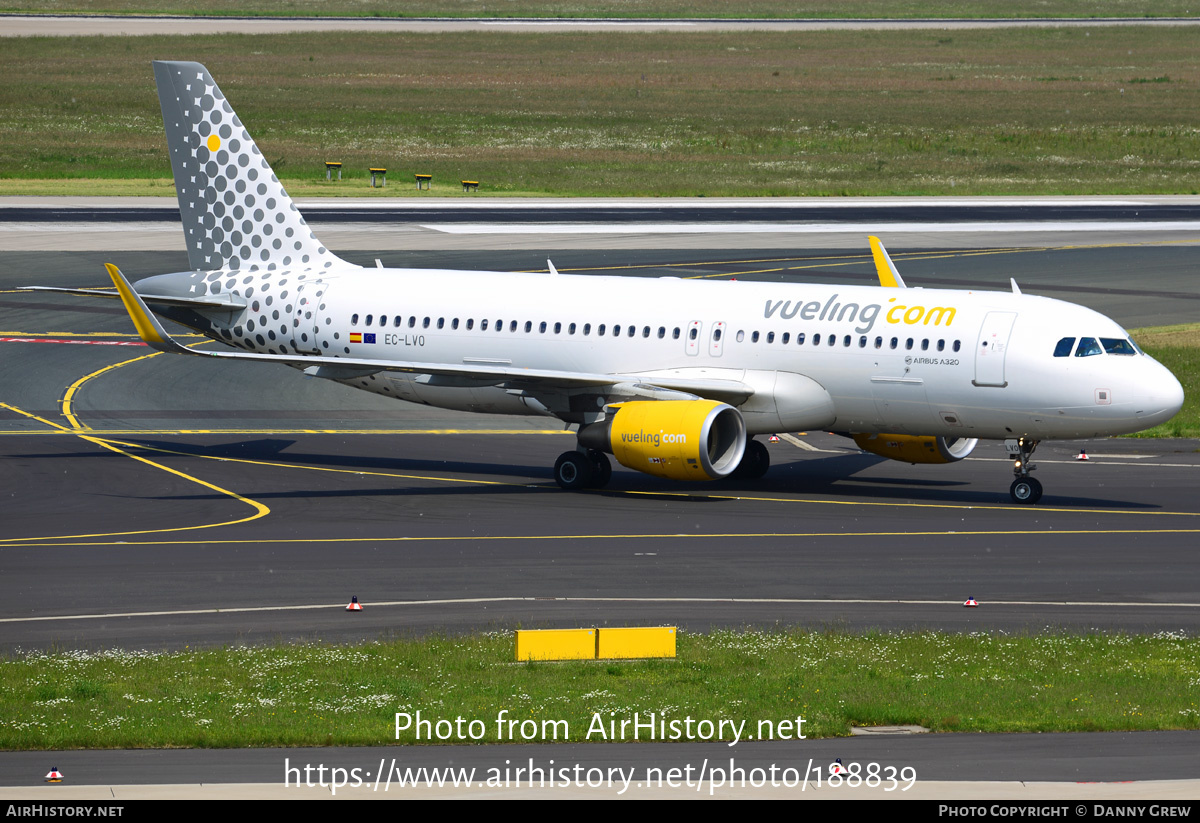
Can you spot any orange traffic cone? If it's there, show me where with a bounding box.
[346,596,363,612]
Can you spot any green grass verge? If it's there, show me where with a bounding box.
[2,1,1197,19]
[2,28,1200,197]
[1130,324,1200,438]
[2,630,1198,749]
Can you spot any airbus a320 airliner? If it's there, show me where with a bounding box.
[30,62,1184,503]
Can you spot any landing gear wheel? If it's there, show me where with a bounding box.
[733,438,770,480]
[554,451,594,490]
[1010,477,1043,504]
[586,450,612,488]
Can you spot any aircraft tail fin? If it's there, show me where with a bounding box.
[152,61,344,274]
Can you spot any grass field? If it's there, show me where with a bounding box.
[2,1,1197,19]
[1,28,1199,197]
[2,629,1197,749]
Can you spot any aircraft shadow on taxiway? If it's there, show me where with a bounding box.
[26,438,1165,510]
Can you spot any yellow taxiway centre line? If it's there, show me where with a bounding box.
[623,489,1200,517]
[59,339,218,431]
[60,350,164,431]
[4,527,1200,550]
[77,434,535,489]
[0,401,270,543]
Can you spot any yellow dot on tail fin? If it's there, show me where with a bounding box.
[207,134,221,152]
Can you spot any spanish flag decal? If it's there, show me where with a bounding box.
[350,332,362,343]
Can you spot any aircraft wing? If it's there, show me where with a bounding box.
[104,264,754,404]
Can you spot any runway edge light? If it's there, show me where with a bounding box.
[45,767,63,783]
[964,597,979,607]
[346,596,363,612]
[1077,450,1090,461]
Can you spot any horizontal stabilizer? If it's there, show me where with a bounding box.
[21,285,247,310]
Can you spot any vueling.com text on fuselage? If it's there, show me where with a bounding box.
[764,294,957,334]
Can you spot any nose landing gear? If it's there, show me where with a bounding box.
[1007,438,1042,504]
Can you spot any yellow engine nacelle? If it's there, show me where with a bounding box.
[582,400,747,481]
[853,433,978,464]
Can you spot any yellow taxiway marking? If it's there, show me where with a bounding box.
[60,350,164,430]
[4,594,1197,624]
[58,339,220,431]
[73,434,535,489]
[0,401,270,543]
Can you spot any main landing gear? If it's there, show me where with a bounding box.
[1008,437,1042,504]
[553,449,612,490]
[730,438,770,481]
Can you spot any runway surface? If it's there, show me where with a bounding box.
[5,14,1200,38]
[3,229,1200,651]
[2,205,1199,793]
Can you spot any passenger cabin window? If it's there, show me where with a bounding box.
[1054,337,1076,357]
[1075,337,1102,357]
[953,340,961,352]
[351,314,359,326]
[394,316,402,328]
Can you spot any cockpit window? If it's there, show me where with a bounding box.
[1075,337,1102,357]
[1101,337,1137,355]
[1053,337,1075,357]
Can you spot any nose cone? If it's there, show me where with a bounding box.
[1136,357,1185,429]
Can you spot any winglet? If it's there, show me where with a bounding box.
[105,263,188,353]
[868,236,906,288]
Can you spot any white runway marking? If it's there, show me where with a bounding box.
[5,595,1198,624]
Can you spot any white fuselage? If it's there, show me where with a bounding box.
[149,263,1183,441]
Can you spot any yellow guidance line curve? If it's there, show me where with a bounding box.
[0,401,270,543]
[60,339,211,432]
